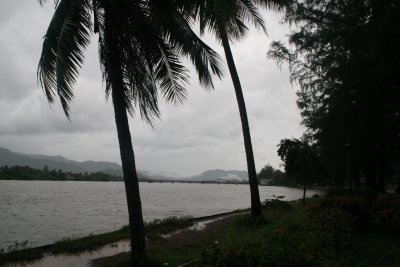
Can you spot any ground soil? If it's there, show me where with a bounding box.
[91,214,241,267]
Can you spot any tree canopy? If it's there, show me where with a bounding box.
[269,0,400,192]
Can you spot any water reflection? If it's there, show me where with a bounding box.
[3,241,130,267]
[0,181,320,248]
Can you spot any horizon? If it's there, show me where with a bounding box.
[0,145,264,178]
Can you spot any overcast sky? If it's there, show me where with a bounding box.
[0,0,304,176]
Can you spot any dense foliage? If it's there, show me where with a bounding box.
[257,164,293,186]
[268,0,400,192]
[198,193,400,267]
[277,138,328,202]
[277,138,327,186]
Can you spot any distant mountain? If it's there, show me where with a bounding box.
[187,169,248,182]
[0,147,248,182]
[0,147,122,174]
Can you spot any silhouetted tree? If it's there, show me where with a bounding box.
[258,164,289,185]
[180,0,290,218]
[269,0,400,192]
[278,138,327,203]
[37,0,222,263]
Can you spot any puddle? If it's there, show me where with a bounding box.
[3,241,130,267]
[161,214,235,238]
[4,214,238,267]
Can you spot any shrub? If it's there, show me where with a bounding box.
[199,225,307,267]
[198,217,355,267]
[371,195,400,235]
[318,195,372,230]
[326,187,348,197]
[309,207,354,256]
[352,188,377,202]
[262,199,292,211]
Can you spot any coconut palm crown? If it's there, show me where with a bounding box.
[37,0,222,262]
[179,0,290,217]
[38,0,222,120]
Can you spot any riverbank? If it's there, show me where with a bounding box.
[94,192,400,267]
[2,191,399,267]
[0,215,198,266]
[0,181,321,248]
[0,210,246,267]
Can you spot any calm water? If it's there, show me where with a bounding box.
[0,180,320,248]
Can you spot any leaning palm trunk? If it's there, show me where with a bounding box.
[109,55,147,257]
[220,31,263,218]
[38,0,223,262]
[105,25,147,257]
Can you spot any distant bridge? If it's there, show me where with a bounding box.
[143,179,249,185]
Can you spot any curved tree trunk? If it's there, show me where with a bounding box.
[220,32,263,218]
[107,43,147,260]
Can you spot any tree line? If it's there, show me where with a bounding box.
[37,0,399,264]
[0,165,128,182]
[268,0,400,194]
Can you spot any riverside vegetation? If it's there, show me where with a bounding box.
[0,216,194,266]
[1,190,399,267]
[0,165,126,182]
[31,0,400,265]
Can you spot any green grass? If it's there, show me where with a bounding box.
[352,230,400,267]
[3,196,400,267]
[104,197,400,267]
[0,216,194,265]
[141,200,314,267]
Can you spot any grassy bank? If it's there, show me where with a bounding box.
[0,216,194,266]
[100,192,400,267]
[2,191,400,267]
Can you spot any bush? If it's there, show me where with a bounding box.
[352,188,377,202]
[326,187,377,201]
[198,225,307,267]
[326,187,348,197]
[309,207,354,256]
[262,199,292,211]
[318,195,372,230]
[198,209,356,267]
[371,195,400,235]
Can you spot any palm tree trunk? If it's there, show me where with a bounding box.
[108,49,147,258]
[220,32,263,218]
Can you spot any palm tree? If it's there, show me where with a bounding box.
[37,0,222,262]
[181,0,289,218]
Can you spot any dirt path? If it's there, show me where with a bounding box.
[91,213,242,267]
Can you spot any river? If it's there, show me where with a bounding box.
[0,180,320,249]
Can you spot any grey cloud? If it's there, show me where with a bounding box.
[0,4,304,175]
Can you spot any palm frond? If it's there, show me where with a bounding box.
[149,0,223,88]
[238,0,267,33]
[38,0,92,118]
[155,43,189,104]
[253,0,292,11]
[38,0,60,6]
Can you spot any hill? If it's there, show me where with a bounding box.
[187,169,248,182]
[0,147,122,174]
[0,147,248,182]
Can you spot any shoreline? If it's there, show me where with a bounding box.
[0,209,249,266]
